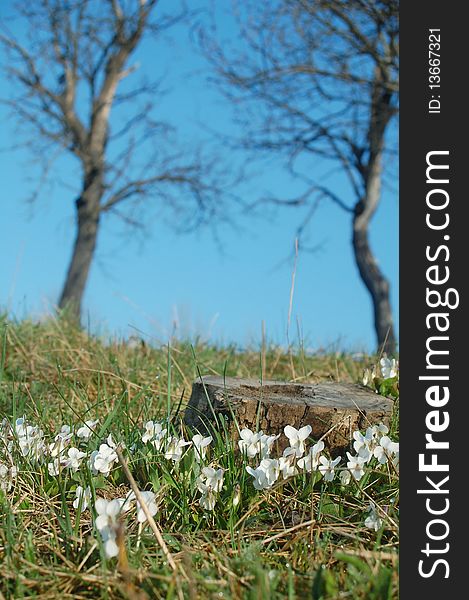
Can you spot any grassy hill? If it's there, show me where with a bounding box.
[0,316,399,599]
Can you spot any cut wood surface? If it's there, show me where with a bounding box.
[184,376,394,455]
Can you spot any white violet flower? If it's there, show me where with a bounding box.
[346,452,366,481]
[373,436,399,465]
[192,434,212,462]
[246,458,280,490]
[365,502,383,531]
[76,420,99,441]
[90,443,118,476]
[340,469,352,486]
[197,467,224,510]
[318,455,341,482]
[279,448,298,479]
[164,436,192,462]
[380,357,398,379]
[73,485,91,512]
[238,428,264,458]
[259,433,280,458]
[142,421,167,450]
[126,490,158,523]
[297,440,324,472]
[64,447,87,471]
[284,425,312,458]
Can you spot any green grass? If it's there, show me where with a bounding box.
[0,314,398,599]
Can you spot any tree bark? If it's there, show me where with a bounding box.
[352,218,396,355]
[352,151,397,355]
[58,170,102,321]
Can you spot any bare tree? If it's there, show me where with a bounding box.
[1,0,231,320]
[201,0,398,354]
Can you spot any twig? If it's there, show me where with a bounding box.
[261,518,315,545]
[115,446,178,572]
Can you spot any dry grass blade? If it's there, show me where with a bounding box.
[115,446,178,573]
[261,518,315,545]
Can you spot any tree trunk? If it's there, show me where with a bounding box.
[352,216,396,355]
[352,147,396,356]
[354,66,397,356]
[58,186,101,321]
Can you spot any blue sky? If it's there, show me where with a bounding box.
[0,1,398,352]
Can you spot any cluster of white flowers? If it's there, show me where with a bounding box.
[141,420,213,466]
[93,490,158,558]
[242,424,342,490]
[14,417,46,460]
[346,424,399,482]
[141,421,224,511]
[238,428,280,459]
[242,421,398,491]
[1,410,398,543]
[0,416,126,480]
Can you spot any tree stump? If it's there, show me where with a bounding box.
[184,376,394,456]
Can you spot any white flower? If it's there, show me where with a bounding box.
[48,458,61,476]
[380,357,398,379]
[15,419,46,460]
[106,434,118,449]
[94,498,126,558]
[0,463,16,491]
[232,484,241,507]
[14,417,28,438]
[246,458,279,490]
[352,430,375,463]
[192,434,212,462]
[199,467,224,493]
[64,447,87,471]
[49,427,73,459]
[284,425,312,458]
[318,455,341,482]
[95,498,125,531]
[259,433,280,458]
[369,423,389,437]
[73,485,91,512]
[57,425,72,440]
[76,420,99,441]
[340,469,351,485]
[198,484,218,510]
[353,429,372,452]
[90,443,118,476]
[103,537,119,558]
[197,467,224,510]
[365,502,383,531]
[362,368,372,387]
[297,440,324,472]
[238,428,264,458]
[142,421,167,449]
[363,365,379,386]
[128,490,158,523]
[259,458,280,486]
[246,458,280,490]
[164,436,192,462]
[346,452,366,481]
[373,436,399,465]
[246,465,268,490]
[279,448,298,479]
